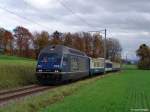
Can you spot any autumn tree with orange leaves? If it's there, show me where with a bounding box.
[33,31,50,58]
[82,32,93,57]
[3,30,13,55]
[72,33,84,52]
[0,28,5,53]
[63,32,73,47]
[0,28,13,55]
[51,31,62,45]
[92,34,103,58]
[0,26,122,61]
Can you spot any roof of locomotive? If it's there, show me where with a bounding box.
[40,45,87,57]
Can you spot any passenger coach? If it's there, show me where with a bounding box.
[90,58,105,75]
[105,60,113,72]
[36,45,90,84]
[112,62,121,71]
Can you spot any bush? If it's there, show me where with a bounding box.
[136,44,150,70]
[138,58,150,70]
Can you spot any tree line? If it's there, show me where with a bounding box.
[136,44,150,69]
[0,26,122,62]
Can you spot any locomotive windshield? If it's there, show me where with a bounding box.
[38,53,61,66]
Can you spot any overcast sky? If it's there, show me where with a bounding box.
[0,0,150,60]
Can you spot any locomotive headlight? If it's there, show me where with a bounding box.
[37,65,42,68]
[38,69,42,72]
[55,70,59,72]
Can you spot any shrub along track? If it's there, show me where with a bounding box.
[0,84,53,106]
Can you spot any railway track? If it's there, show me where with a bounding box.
[0,73,117,106]
[0,84,52,106]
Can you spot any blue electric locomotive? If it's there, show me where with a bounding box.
[36,45,90,84]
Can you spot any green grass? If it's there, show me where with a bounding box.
[0,55,37,90]
[41,70,150,112]
[122,64,137,70]
[0,68,150,112]
[0,73,103,112]
[0,55,34,61]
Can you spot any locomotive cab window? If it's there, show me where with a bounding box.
[62,54,69,66]
[39,53,61,65]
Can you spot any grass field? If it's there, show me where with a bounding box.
[0,67,150,112]
[41,70,150,112]
[0,55,37,90]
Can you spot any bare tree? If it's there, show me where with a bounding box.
[106,38,122,62]
[13,26,32,57]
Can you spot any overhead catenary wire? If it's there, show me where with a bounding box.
[0,6,53,31]
[58,0,96,29]
[0,1,107,33]
[58,0,108,33]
